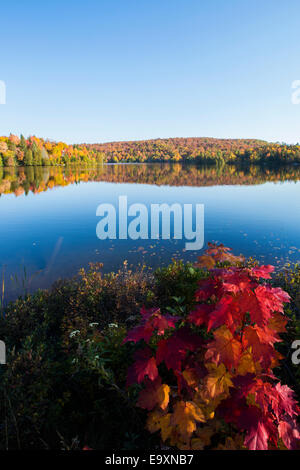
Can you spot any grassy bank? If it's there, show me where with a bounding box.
[0,254,299,450]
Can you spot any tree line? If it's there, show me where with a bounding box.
[1,134,300,166]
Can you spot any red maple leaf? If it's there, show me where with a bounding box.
[124,307,179,344]
[233,403,277,450]
[188,304,214,326]
[278,417,300,450]
[156,327,202,372]
[272,382,299,420]
[195,278,222,301]
[205,325,242,370]
[150,312,180,336]
[242,325,278,369]
[221,267,254,294]
[126,347,158,387]
[124,322,154,344]
[207,295,235,331]
[244,419,270,450]
[252,285,290,326]
[250,265,275,279]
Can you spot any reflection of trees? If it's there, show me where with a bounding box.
[0,163,300,197]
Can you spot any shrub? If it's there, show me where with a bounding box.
[272,264,300,397]
[0,247,299,450]
[124,244,300,450]
[0,263,153,449]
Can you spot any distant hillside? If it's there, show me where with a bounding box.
[0,135,299,166]
[85,137,269,163]
[85,137,300,164]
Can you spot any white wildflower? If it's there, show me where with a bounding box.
[69,330,80,338]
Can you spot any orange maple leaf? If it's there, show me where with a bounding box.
[137,378,170,411]
[205,325,242,370]
[170,401,205,441]
[204,363,233,399]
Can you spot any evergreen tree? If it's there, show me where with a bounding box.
[19,135,26,152]
[7,141,16,152]
[31,141,42,165]
[24,148,33,166]
[33,148,42,165]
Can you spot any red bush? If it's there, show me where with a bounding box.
[124,244,300,450]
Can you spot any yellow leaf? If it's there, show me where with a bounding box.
[182,368,199,390]
[158,384,170,411]
[146,410,163,434]
[146,410,172,442]
[137,380,170,411]
[159,414,172,442]
[171,401,205,441]
[205,325,242,369]
[194,390,218,418]
[204,363,233,399]
[191,425,215,449]
[237,349,261,376]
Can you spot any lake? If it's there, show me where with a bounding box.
[0,163,300,302]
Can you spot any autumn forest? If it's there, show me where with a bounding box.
[1,134,300,166]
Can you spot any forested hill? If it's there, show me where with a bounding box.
[85,137,300,164]
[85,137,268,162]
[1,134,300,166]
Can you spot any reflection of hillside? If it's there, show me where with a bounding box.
[0,163,300,197]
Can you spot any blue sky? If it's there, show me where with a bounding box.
[0,0,300,144]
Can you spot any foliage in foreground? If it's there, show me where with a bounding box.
[125,244,300,450]
[0,264,154,449]
[0,246,299,449]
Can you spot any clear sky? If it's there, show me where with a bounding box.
[1,0,300,144]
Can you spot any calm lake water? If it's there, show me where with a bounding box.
[0,163,300,301]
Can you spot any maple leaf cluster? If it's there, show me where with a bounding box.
[124,244,300,450]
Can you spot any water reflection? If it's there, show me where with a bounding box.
[0,163,300,197]
[0,163,299,302]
